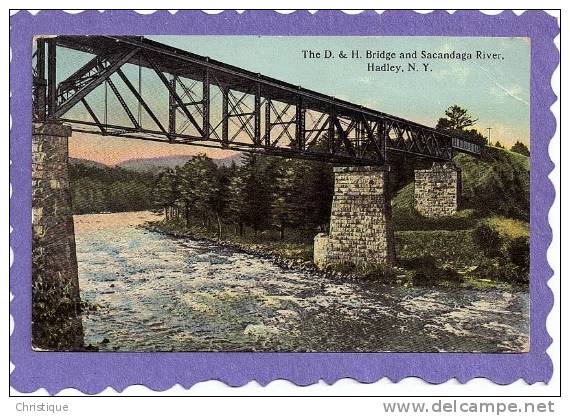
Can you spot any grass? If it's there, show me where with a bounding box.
[454,147,530,221]
[484,216,530,239]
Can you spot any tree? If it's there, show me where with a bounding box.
[270,158,334,239]
[435,105,487,147]
[510,141,530,157]
[508,236,529,272]
[226,154,274,237]
[436,105,478,131]
[495,141,504,149]
[153,168,181,219]
[306,161,334,231]
[271,159,298,240]
[69,162,156,215]
[177,154,221,228]
[226,167,248,236]
[211,164,233,238]
[473,223,503,258]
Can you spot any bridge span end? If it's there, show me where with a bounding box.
[314,166,396,271]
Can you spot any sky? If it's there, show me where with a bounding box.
[65,36,530,165]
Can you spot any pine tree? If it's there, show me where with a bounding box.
[436,105,478,131]
[153,168,180,219]
[178,154,220,228]
[510,141,530,157]
[271,159,298,240]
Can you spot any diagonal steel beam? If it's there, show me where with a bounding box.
[58,55,104,94]
[116,68,168,135]
[145,53,205,137]
[81,98,106,135]
[332,117,356,156]
[53,48,140,119]
[305,112,327,146]
[106,77,140,130]
[361,115,384,162]
[175,77,221,141]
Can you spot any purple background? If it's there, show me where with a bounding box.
[9,10,559,394]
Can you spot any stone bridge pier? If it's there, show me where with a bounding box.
[414,162,461,218]
[314,166,395,270]
[32,122,83,350]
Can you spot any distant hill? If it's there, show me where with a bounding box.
[69,157,109,170]
[117,154,243,173]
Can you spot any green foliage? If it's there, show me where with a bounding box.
[436,105,478,131]
[153,168,181,212]
[471,258,527,285]
[70,162,156,214]
[435,105,486,147]
[510,141,530,157]
[32,235,82,350]
[396,229,482,269]
[473,223,503,257]
[358,264,398,283]
[455,146,530,221]
[399,255,462,286]
[238,154,275,233]
[508,236,530,272]
[392,182,478,231]
[495,141,504,149]
[271,159,333,237]
[153,152,333,241]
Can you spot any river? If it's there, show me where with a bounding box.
[74,211,529,352]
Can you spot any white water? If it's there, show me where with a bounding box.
[74,211,529,352]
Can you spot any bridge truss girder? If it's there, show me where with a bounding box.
[32,36,480,165]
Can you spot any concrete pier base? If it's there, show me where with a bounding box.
[32,122,83,350]
[314,166,395,270]
[414,162,461,218]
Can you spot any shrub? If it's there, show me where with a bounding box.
[32,235,83,350]
[473,258,528,285]
[473,223,503,257]
[508,236,530,272]
[326,261,357,275]
[399,255,462,286]
[359,264,398,283]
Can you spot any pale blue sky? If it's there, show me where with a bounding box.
[63,35,530,164]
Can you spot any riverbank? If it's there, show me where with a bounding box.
[145,217,528,290]
[144,220,347,279]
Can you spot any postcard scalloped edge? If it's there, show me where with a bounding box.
[9,9,559,395]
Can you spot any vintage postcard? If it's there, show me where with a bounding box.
[9,10,559,394]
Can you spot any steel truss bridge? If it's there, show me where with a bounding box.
[32,36,481,165]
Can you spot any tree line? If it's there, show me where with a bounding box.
[153,154,334,240]
[69,162,156,214]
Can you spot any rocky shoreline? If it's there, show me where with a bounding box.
[142,222,368,282]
